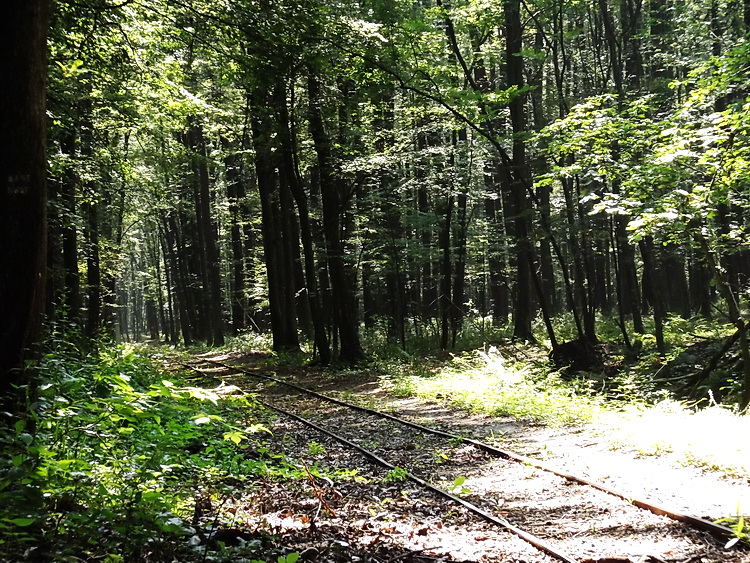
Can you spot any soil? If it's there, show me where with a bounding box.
[188,351,750,563]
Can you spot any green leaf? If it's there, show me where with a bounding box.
[223,431,245,445]
[8,518,36,527]
[56,459,78,469]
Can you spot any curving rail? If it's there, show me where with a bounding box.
[180,358,738,562]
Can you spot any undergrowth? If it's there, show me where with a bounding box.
[379,347,606,426]
[0,333,314,562]
[5,314,745,560]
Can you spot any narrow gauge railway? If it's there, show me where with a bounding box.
[182,358,742,563]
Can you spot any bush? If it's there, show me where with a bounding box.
[0,339,271,561]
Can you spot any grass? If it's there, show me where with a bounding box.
[381,347,607,427]
[219,315,749,478]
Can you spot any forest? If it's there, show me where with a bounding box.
[1,0,750,560]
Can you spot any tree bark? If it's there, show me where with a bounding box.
[638,237,666,354]
[484,167,509,325]
[275,82,331,364]
[224,137,247,334]
[84,199,102,340]
[187,119,224,347]
[417,131,438,321]
[438,195,453,351]
[307,73,365,363]
[0,0,49,403]
[164,212,195,345]
[59,129,81,324]
[505,0,536,342]
[251,88,300,353]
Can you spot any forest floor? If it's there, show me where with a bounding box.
[185,350,750,563]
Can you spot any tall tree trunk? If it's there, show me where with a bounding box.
[438,195,453,351]
[484,170,509,325]
[599,0,644,334]
[639,238,666,354]
[451,183,469,348]
[689,252,713,317]
[84,200,102,340]
[0,0,49,403]
[148,229,168,342]
[275,82,331,364]
[472,36,509,326]
[161,214,193,345]
[168,213,197,345]
[59,129,81,324]
[505,0,536,342]
[251,88,300,353]
[417,131,437,321]
[661,244,690,318]
[307,73,364,363]
[187,119,224,347]
[620,0,643,90]
[279,159,310,337]
[158,221,179,343]
[609,218,632,347]
[223,137,247,334]
[648,0,671,83]
[99,145,125,341]
[528,29,558,315]
[559,173,589,341]
[450,129,469,348]
[376,90,407,348]
[575,178,598,341]
[79,102,101,342]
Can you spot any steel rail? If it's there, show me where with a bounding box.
[256,395,580,563]
[188,359,736,543]
[181,361,581,562]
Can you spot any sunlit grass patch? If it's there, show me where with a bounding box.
[224,330,274,354]
[383,348,606,426]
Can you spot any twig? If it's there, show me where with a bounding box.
[300,459,336,517]
[387,547,440,562]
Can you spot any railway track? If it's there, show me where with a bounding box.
[181,356,744,563]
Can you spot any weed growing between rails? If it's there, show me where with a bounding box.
[0,338,322,561]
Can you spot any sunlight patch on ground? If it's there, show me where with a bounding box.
[196,351,233,361]
[387,350,750,479]
[595,402,750,478]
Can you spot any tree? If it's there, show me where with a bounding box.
[0,0,50,402]
[308,72,366,363]
[28,0,750,409]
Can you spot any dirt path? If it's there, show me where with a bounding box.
[192,352,750,562]
[378,395,750,521]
